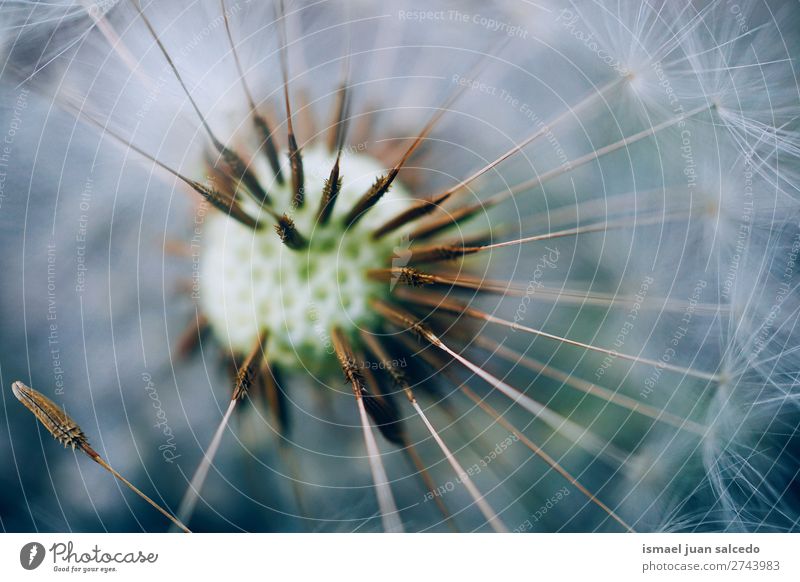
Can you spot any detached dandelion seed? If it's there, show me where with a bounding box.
[11,381,190,533]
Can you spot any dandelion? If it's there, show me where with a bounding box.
[1,0,798,533]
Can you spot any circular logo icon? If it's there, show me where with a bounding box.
[20,542,46,570]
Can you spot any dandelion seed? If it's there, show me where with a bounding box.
[372,76,630,240]
[220,0,283,183]
[274,214,308,250]
[361,332,508,532]
[374,300,629,464]
[62,101,260,229]
[411,342,635,532]
[11,381,190,533]
[317,155,343,225]
[130,0,269,204]
[331,328,403,533]
[397,104,714,241]
[395,290,720,382]
[176,330,268,527]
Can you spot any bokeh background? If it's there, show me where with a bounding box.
[1,0,799,532]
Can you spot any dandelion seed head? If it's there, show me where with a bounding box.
[201,144,412,375]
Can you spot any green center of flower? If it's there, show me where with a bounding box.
[200,146,412,377]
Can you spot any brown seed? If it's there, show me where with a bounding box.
[232,330,269,401]
[274,214,309,250]
[11,381,90,451]
[317,155,342,225]
[12,380,191,532]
